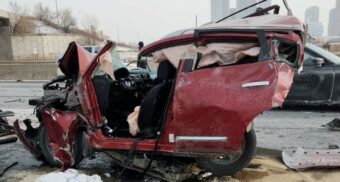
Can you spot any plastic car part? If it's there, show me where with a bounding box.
[282,147,340,170]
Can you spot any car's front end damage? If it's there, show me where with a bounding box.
[13,42,98,169]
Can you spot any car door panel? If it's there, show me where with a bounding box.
[166,60,282,153]
[286,66,333,102]
[330,67,340,102]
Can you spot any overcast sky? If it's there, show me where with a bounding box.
[0,0,337,44]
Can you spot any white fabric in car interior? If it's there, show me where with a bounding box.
[198,43,259,68]
[152,43,260,68]
[98,51,115,80]
[127,106,141,136]
[152,44,197,68]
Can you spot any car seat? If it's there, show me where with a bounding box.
[92,75,112,114]
[138,61,176,137]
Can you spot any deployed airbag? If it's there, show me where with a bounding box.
[152,43,260,68]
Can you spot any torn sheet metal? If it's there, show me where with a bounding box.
[41,108,80,169]
[13,120,42,158]
[272,63,294,107]
[58,42,93,77]
[282,147,340,170]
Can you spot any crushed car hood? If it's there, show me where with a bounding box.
[58,42,94,77]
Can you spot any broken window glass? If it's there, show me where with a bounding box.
[273,39,299,66]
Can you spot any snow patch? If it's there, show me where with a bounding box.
[32,20,62,34]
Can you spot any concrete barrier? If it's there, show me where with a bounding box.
[327,43,340,56]
[0,62,57,80]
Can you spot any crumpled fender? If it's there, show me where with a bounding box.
[40,108,80,170]
[13,119,42,158]
[272,62,295,107]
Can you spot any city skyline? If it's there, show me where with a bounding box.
[211,0,272,22]
[305,6,324,38]
[328,0,340,36]
[211,0,230,22]
[0,0,338,43]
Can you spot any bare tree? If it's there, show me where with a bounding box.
[8,1,30,34]
[33,2,51,21]
[59,8,76,33]
[81,14,99,44]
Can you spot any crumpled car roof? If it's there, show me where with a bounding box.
[202,15,304,31]
[140,14,304,56]
[162,14,304,39]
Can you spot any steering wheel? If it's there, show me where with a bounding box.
[120,77,138,90]
[127,60,150,71]
[244,5,280,18]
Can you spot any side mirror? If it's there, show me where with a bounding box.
[313,57,324,67]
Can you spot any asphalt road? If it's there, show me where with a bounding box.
[1,81,340,181]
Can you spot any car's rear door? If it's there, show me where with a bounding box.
[285,49,334,103]
[167,58,280,153]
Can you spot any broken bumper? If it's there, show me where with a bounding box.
[13,119,42,158]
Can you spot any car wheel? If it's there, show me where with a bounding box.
[196,128,257,176]
[39,125,85,167]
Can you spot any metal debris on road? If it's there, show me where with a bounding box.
[322,118,340,131]
[4,99,24,103]
[0,162,18,177]
[0,135,17,144]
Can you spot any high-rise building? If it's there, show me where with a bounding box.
[308,23,324,38]
[211,0,230,22]
[328,0,340,36]
[236,0,258,18]
[305,6,323,38]
[305,6,319,23]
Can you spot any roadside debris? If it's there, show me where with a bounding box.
[197,172,213,180]
[4,99,25,103]
[0,110,17,144]
[0,162,18,177]
[0,134,17,144]
[322,118,340,131]
[35,169,102,182]
[282,147,340,170]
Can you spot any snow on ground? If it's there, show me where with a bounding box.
[32,20,62,34]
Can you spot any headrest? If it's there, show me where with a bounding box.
[114,67,129,79]
[157,61,176,80]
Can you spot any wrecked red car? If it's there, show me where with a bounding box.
[14,2,305,180]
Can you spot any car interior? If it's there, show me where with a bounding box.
[91,41,269,138]
[92,60,176,138]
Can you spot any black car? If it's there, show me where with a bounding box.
[285,43,340,106]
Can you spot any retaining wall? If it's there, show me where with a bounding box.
[0,62,57,80]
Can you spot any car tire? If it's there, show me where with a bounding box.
[39,125,85,167]
[196,128,257,176]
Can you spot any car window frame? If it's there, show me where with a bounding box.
[304,47,334,67]
[272,38,300,68]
